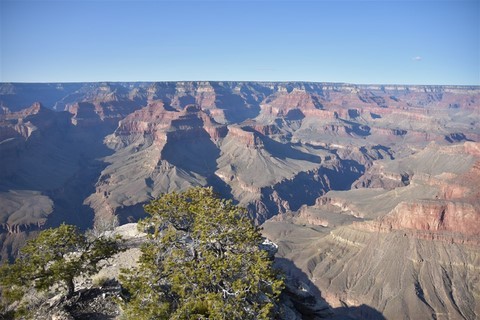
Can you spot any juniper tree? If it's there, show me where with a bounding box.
[0,224,121,302]
[120,187,284,319]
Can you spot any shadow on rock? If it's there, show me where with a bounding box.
[30,279,122,320]
[275,258,386,320]
[330,305,387,320]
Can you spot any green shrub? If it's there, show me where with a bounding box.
[120,187,284,319]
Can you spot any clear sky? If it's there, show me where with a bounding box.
[1,0,479,85]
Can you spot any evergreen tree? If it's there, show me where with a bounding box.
[120,187,284,319]
[0,224,121,303]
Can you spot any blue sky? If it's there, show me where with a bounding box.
[1,0,479,85]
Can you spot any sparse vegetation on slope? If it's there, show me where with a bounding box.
[0,224,122,318]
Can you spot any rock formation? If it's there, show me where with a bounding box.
[263,142,480,319]
[0,81,479,318]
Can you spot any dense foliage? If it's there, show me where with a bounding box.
[120,187,284,319]
[0,223,121,308]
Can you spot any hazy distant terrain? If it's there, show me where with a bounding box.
[1,81,479,319]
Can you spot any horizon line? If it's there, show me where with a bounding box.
[1,80,479,88]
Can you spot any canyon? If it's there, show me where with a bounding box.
[0,81,479,319]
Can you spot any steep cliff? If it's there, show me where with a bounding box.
[264,142,480,319]
[0,82,479,319]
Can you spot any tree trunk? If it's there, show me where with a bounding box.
[65,277,75,299]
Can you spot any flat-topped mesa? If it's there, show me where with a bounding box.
[108,101,227,149]
[239,119,281,136]
[227,125,264,149]
[118,101,176,129]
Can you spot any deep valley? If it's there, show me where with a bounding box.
[0,81,479,319]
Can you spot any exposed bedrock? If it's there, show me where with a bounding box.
[264,140,480,319]
[1,83,479,318]
[375,200,480,236]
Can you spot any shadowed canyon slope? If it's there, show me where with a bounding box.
[1,82,479,319]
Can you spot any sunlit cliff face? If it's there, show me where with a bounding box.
[0,82,479,319]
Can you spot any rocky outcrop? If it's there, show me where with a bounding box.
[88,82,479,226]
[263,138,480,319]
[226,126,264,149]
[352,162,410,189]
[0,190,53,262]
[260,89,322,117]
[375,200,480,235]
[1,81,479,309]
[0,102,58,140]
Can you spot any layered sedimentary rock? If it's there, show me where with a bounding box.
[264,142,480,319]
[1,82,478,228]
[0,82,479,318]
